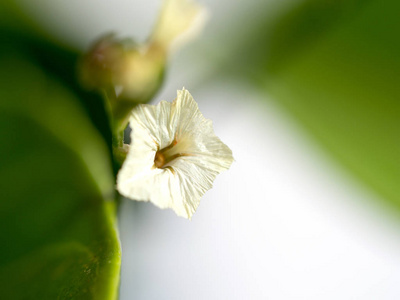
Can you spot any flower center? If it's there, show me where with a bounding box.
[154,140,183,169]
[154,151,166,168]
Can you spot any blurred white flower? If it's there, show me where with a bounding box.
[150,0,208,53]
[117,89,233,219]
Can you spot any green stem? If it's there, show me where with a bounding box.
[112,128,124,148]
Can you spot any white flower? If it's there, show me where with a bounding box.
[117,89,233,219]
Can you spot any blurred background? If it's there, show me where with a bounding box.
[3,0,400,299]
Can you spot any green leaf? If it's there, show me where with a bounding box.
[0,37,121,299]
[229,0,400,213]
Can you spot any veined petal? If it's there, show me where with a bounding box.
[130,99,176,149]
[173,90,233,171]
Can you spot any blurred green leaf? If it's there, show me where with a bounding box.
[0,29,120,300]
[230,0,400,213]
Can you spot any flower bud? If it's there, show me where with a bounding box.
[79,34,127,92]
[79,35,166,132]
